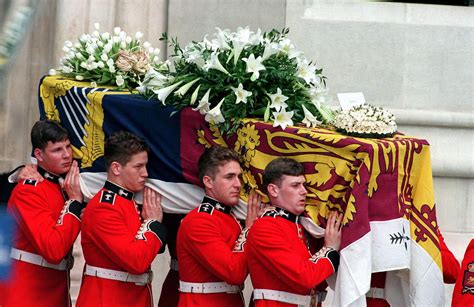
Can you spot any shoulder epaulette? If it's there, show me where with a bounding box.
[262,208,278,218]
[23,179,38,186]
[198,203,214,215]
[100,190,116,205]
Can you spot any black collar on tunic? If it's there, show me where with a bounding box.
[275,207,300,224]
[37,166,62,184]
[104,180,135,200]
[201,196,232,214]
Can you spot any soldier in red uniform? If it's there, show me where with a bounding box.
[177,145,259,307]
[1,119,85,306]
[247,157,342,307]
[76,131,167,307]
[452,239,474,307]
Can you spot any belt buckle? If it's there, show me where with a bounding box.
[135,271,153,286]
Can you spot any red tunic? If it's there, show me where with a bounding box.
[76,180,166,307]
[1,169,82,307]
[452,239,474,307]
[247,208,339,307]
[177,196,247,307]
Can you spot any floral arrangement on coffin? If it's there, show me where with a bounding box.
[139,27,334,134]
[332,104,397,138]
[50,23,166,91]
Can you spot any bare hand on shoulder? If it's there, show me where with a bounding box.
[63,160,83,203]
[324,210,342,251]
[245,190,261,228]
[141,187,163,222]
[17,164,43,182]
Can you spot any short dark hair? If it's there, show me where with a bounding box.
[31,119,69,150]
[198,145,240,182]
[104,131,149,170]
[262,158,305,193]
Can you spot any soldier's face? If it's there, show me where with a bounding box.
[34,140,73,175]
[269,175,307,215]
[203,160,242,206]
[118,151,149,192]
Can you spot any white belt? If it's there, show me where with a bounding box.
[85,264,153,286]
[253,289,310,306]
[10,248,69,271]
[170,259,179,272]
[366,287,385,299]
[179,281,241,294]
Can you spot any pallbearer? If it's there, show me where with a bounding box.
[247,157,342,307]
[76,131,167,307]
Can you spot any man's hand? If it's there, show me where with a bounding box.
[63,160,83,203]
[324,211,342,251]
[141,187,163,222]
[245,191,261,228]
[17,164,43,182]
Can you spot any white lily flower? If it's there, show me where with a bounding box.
[232,83,252,104]
[75,75,84,81]
[62,46,70,53]
[211,27,231,50]
[272,109,294,130]
[235,27,252,44]
[94,23,100,30]
[112,36,121,44]
[120,41,127,49]
[231,39,247,66]
[190,84,201,105]
[193,89,212,115]
[101,53,108,61]
[297,59,317,84]
[205,98,226,124]
[91,81,97,87]
[125,36,132,44]
[109,66,116,73]
[65,40,73,48]
[249,28,263,45]
[106,59,114,67]
[113,27,121,35]
[268,88,289,111]
[264,102,271,122]
[203,52,230,75]
[92,30,100,38]
[152,81,183,105]
[288,49,303,60]
[301,105,322,128]
[242,54,265,81]
[174,78,200,97]
[48,69,56,76]
[262,42,280,61]
[97,61,105,68]
[143,41,151,49]
[279,38,295,54]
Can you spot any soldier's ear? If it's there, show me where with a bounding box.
[202,175,213,190]
[267,183,279,198]
[34,148,44,162]
[110,161,121,176]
